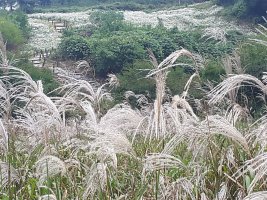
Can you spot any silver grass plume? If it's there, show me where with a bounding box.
[83,162,107,200]
[243,191,267,200]
[35,155,80,185]
[202,27,227,44]
[142,153,185,177]
[208,74,267,105]
[38,194,57,200]
[0,119,8,153]
[235,153,267,193]
[161,178,196,200]
[142,48,198,140]
[0,161,20,188]
[247,115,267,151]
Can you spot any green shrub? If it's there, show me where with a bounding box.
[0,17,24,49]
[58,36,90,60]
[240,43,267,78]
[200,60,226,83]
[115,60,155,101]
[88,33,146,76]
[230,0,247,18]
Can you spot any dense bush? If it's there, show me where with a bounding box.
[116,60,155,101]
[0,17,24,49]
[58,36,90,60]
[240,42,267,78]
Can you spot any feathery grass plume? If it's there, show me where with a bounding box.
[222,50,244,75]
[235,153,267,193]
[216,182,228,200]
[171,95,199,121]
[91,132,134,156]
[0,162,20,188]
[83,162,107,200]
[250,16,267,47]
[75,60,94,77]
[263,72,267,84]
[203,115,249,152]
[161,178,196,200]
[202,27,227,44]
[0,119,8,153]
[35,155,80,186]
[0,80,12,120]
[247,115,267,151]
[142,49,198,140]
[225,103,250,126]
[107,74,119,88]
[58,78,112,115]
[243,191,267,200]
[163,115,249,160]
[142,153,185,176]
[208,74,267,105]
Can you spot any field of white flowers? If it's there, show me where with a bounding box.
[27,2,253,51]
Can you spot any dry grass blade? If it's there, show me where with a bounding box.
[146,49,194,77]
[208,74,267,105]
[162,178,196,200]
[235,153,267,193]
[243,191,267,200]
[0,119,8,153]
[83,163,107,200]
[204,115,249,152]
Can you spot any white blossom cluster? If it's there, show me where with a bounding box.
[124,4,253,34]
[28,18,62,50]
[28,10,92,28]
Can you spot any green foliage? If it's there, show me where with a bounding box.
[90,11,124,33]
[200,60,226,83]
[116,60,155,101]
[0,17,24,49]
[230,0,247,18]
[8,11,31,38]
[166,68,192,95]
[216,0,267,18]
[58,35,90,60]
[240,43,267,78]
[88,32,146,76]
[15,60,59,94]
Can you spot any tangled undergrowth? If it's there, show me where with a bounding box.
[1,27,267,199]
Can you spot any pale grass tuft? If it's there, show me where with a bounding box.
[38,194,57,200]
[208,74,267,105]
[243,191,267,200]
[83,163,107,200]
[235,153,267,193]
[0,119,8,153]
[0,162,20,188]
[35,155,79,185]
[142,153,185,176]
[202,27,227,44]
[161,178,196,200]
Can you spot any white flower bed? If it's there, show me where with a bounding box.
[124,5,253,34]
[28,11,92,27]
[28,18,62,50]
[26,2,254,52]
